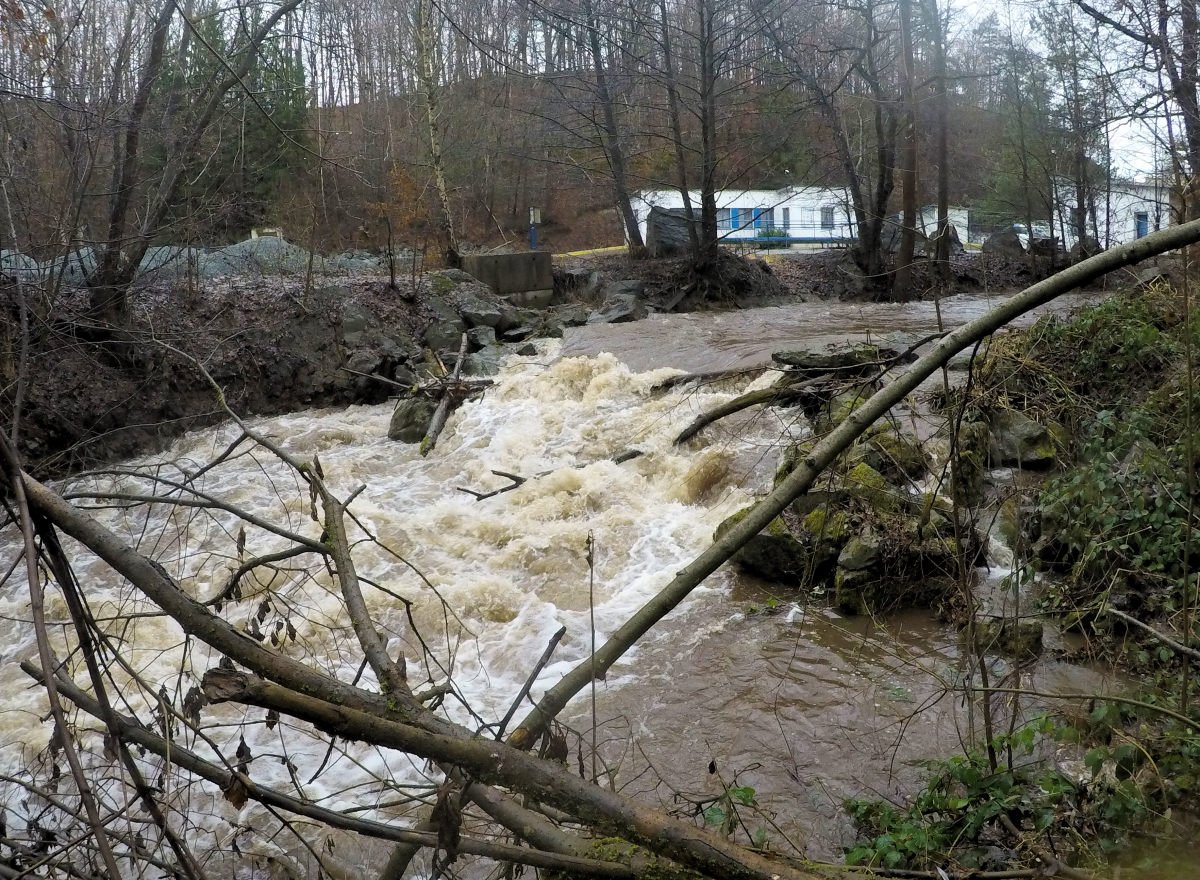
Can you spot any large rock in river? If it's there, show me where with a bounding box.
[388,398,438,443]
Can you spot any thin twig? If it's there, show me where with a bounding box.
[494,626,567,741]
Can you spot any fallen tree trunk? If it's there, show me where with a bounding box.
[510,216,1200,749]
[14,461,827,880]
[673,384,812,444]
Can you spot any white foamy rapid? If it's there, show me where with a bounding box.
[0,341,793,865]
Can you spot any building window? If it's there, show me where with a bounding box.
[820,206,836,229]
[753,207,775,229]
[1135,211,1149,238]
[717,208,732,230]
[782,207,790,231]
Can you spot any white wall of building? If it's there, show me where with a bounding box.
[917,206,971,242]
[1056,180,1171,247]
[631,187,855,245]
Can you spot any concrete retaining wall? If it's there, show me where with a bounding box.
[461,252,553,294]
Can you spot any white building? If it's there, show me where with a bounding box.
[917,205,971,243]
[631,186,856,246]
[1055,179,1171,248]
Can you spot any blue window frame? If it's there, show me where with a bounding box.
[1135,211,1149,238]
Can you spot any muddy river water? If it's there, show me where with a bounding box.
[0,290,1143,874]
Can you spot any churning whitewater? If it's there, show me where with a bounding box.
[0,293,1124,869]
[0,340,802,861]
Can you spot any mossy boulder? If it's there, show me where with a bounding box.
[715,507,811,583]
[997,496,1036,557]
[815,389,871,432]
[988,408,1058,468]
[950,421,990,506]
[851,427,928,481]
[842,462,900,512]
[793,495,853,575]
[716,494,853,586]
[388,398,438,443]
[838,534,882,571]
[832,499,976,615]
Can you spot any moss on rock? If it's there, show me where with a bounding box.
[715,507,811,583]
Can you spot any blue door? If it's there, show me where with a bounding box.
[1135,211,1149,238]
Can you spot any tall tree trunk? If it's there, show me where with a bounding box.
[660,0,700,257]
[926,0,951,289]
[895,0,918,299]
[696,0,720,268]
[415,0,460,268]
[583,0,644,250]
[87,0,175,326]
[86,0,306,325]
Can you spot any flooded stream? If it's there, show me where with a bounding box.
[0,291,1135,874]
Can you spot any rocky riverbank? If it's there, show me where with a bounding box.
[0,245,1050,476]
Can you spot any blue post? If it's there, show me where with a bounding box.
[530,223,537,251]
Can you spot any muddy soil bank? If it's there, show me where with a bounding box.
[2,276,440,475]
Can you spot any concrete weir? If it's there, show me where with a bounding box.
[461,251,554,307]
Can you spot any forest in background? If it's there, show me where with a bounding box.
[0,0,1172,287]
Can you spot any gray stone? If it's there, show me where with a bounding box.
[516,343,538,356]
[982,228,1026,258]
[340,302,375,345]
[501,324,537,342]
[838,535,882,572]
[467,326,497,349]
[388,398,438,443]
[345,349,381,376]
[461,302,503,328]
[560,267,603,296]
[438,268,478,284]
[463,345,506,376]
[553,304,590,327]
[772,344,891,375]
[393,364,418,387]
[988,409,1056,467]
[645,207,695,257]
[423,319,467,352]
[599,279,646,298]
[587,293,647,324]
[1136,264,1169,289]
